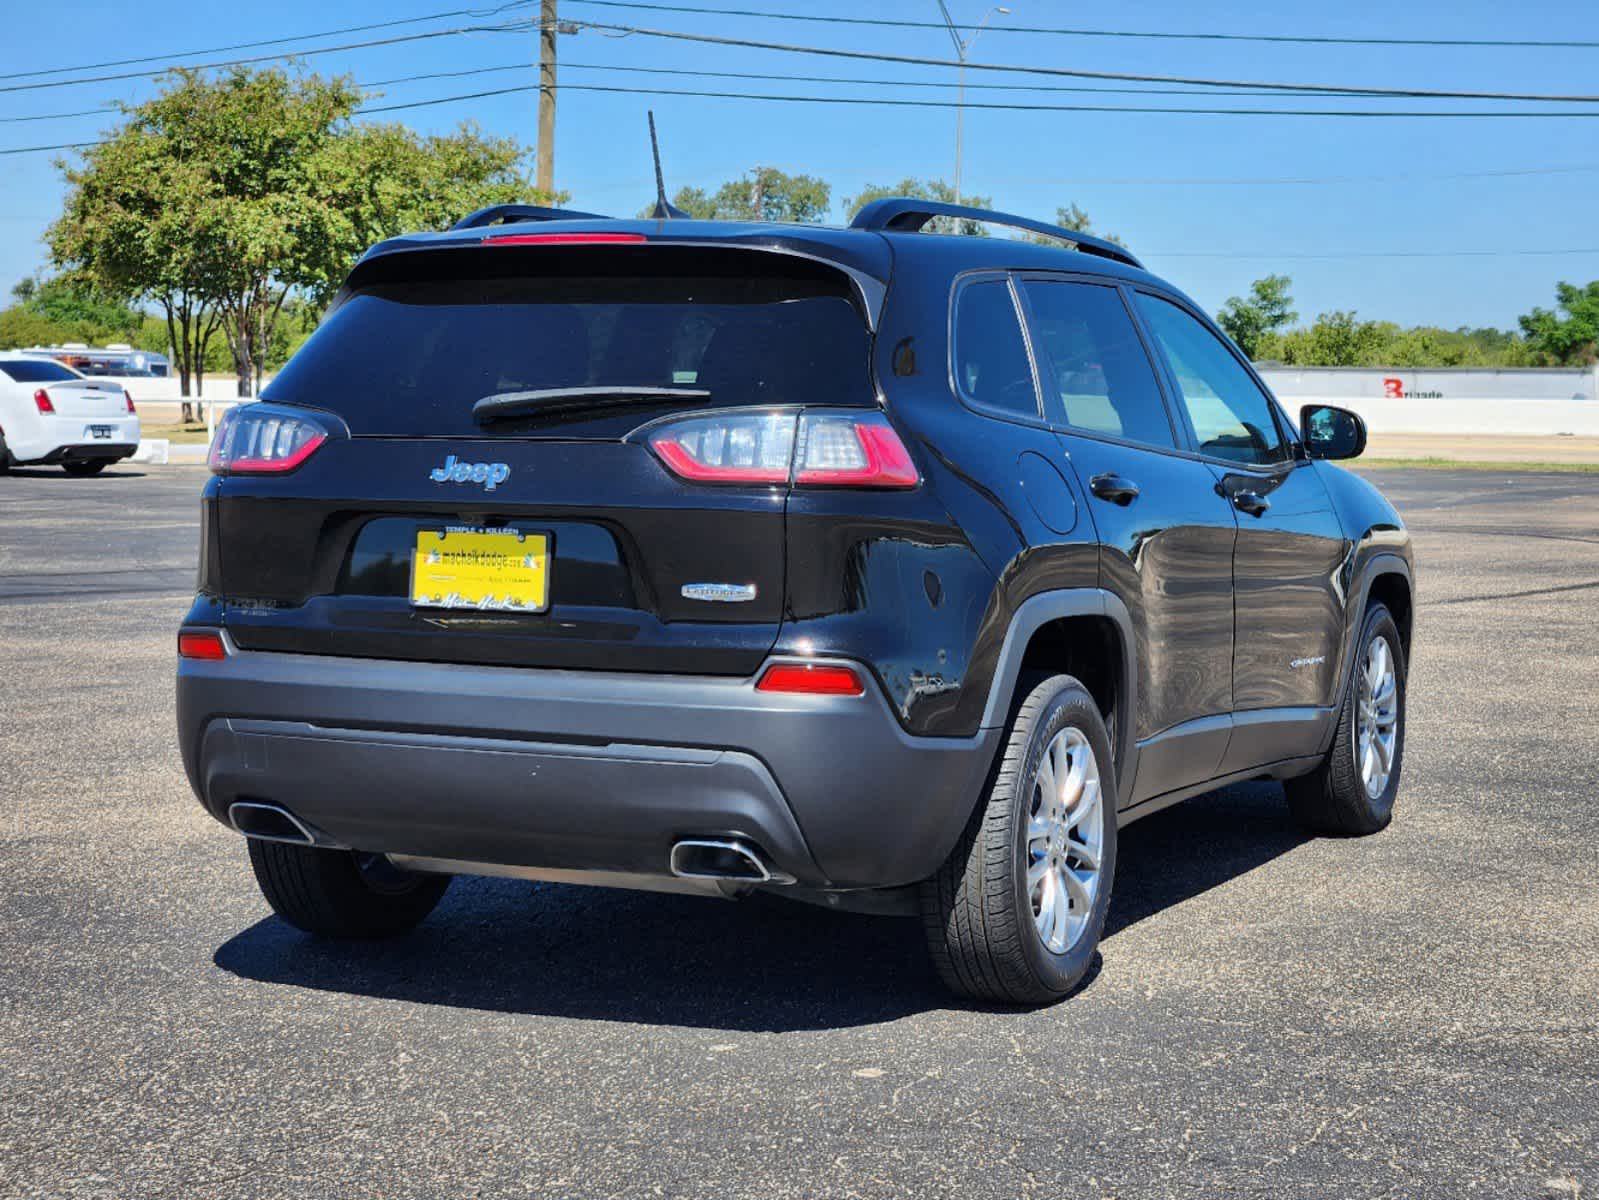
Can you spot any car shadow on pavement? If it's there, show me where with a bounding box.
[212,781,1303,1031]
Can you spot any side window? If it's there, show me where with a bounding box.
[1019,280,1176,449]
[1133,293,1289,465]
[952,278,1040,420]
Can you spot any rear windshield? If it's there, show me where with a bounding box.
[0,359,80,383]
[266,253,874,436]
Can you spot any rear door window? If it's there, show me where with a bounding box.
[1019,280,1176,449]
[951,278,1040,420]
[1133,293,1290,466]
[0,359,80,384]
[265,252,873,437]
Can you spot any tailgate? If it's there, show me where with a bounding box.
[213,243,877,675]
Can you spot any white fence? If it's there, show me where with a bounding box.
[1256,366,1599,436]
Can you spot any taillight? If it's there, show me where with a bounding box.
[124,389,136,414]
[33,389,54,415]
[208,403,331,475]
[756,662,865,696]
[646,410,918,489]
[178,630,228,660]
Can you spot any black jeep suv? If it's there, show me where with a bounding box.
[177,199,1412,1004]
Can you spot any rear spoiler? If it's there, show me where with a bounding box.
[330,236,889,330]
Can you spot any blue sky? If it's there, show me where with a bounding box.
[2,0,1595,330]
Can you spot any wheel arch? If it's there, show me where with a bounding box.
[980,589,1137,801]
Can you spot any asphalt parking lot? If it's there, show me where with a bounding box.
[2,463,1595,1199]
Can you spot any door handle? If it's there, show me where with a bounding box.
[1089,473,1140,506]
[1232,489,1270,517]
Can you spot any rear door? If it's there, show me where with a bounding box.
[1129,290,1350,773]
[1015,276,1240,804]
[213,243,879,675]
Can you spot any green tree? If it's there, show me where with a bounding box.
[843,178,994,235]
[1518,280,1599,365]
[647,167,831,223]
[50,65,536,396]
[1217,275,1297,359]
[0,275,143,351]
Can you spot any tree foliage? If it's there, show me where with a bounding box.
[48,65,535,395]
[648,167,831,223]
[1517,280,1599,365]
[1217,274,1297,358]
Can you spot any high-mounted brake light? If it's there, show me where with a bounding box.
[756,662,866,696]
[178,630,228,661]
[33,389,54,415]
[124,389,136,414]
[646,410,919,489]
[482,232,649,246]
[208,403,331,475]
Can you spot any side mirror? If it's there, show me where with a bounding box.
[1300,404,1366,460]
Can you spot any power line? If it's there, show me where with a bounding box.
[567,19,1599,104]
[0,59,1478,125]
[364,79,1599,118]
[564,1,1599,51]
[10,79,1599,155]
[5,13,1593,106]
[0,2,532,82]
[0,19,538,94]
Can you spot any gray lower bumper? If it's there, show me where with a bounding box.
[178,646,1000,889]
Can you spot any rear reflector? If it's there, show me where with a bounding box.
[209,403,331,474]
[178,631,228,661]
[33,389,54,415]
[646,410,918,489]
[482,232,648,246]
[756,662,865,696]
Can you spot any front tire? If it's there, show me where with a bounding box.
[247,840,451,938]
[1285,603,1407,835]
[62,460,108,476]
[921,674,1118,1005]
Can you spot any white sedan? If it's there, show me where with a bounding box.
[0,352,141,475]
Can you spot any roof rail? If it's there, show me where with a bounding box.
[849,198,1143,270]
[451,203,610,231]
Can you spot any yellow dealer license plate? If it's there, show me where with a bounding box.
[411,527,550,612]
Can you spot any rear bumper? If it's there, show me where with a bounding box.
[34,442,139,464]
[177,642,1000,889]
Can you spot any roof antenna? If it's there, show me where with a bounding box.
[648,111,688,219]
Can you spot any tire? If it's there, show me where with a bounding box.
[62,460,108,476]
[921,674,1119,1005]
[1285,603,1407,836]
[246,840,451,938]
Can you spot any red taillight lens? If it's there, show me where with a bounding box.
[208,403,331,475]
[124,389,136,414]
[483,232,648,246]
[756,662,866,696]
[646,411,918,489]
[178,630,227,660]
[793,413,919,488]
[648,411,796,484]
[33,389,55,415]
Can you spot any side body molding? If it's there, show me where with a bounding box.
[978,588,1139,807]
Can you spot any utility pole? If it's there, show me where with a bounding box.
[751,166,767,221]
[536,0,558,196]
[934,2,1010,205]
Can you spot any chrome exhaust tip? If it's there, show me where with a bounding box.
[227,801,343,849]
[669,838,793,885]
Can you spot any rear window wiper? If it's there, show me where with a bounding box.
[472,386,711,423]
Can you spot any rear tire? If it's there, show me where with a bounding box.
[920,674,1118,1005]
[1285,603,1406,835]
[62,460,107,476]
[246,840,451,938]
